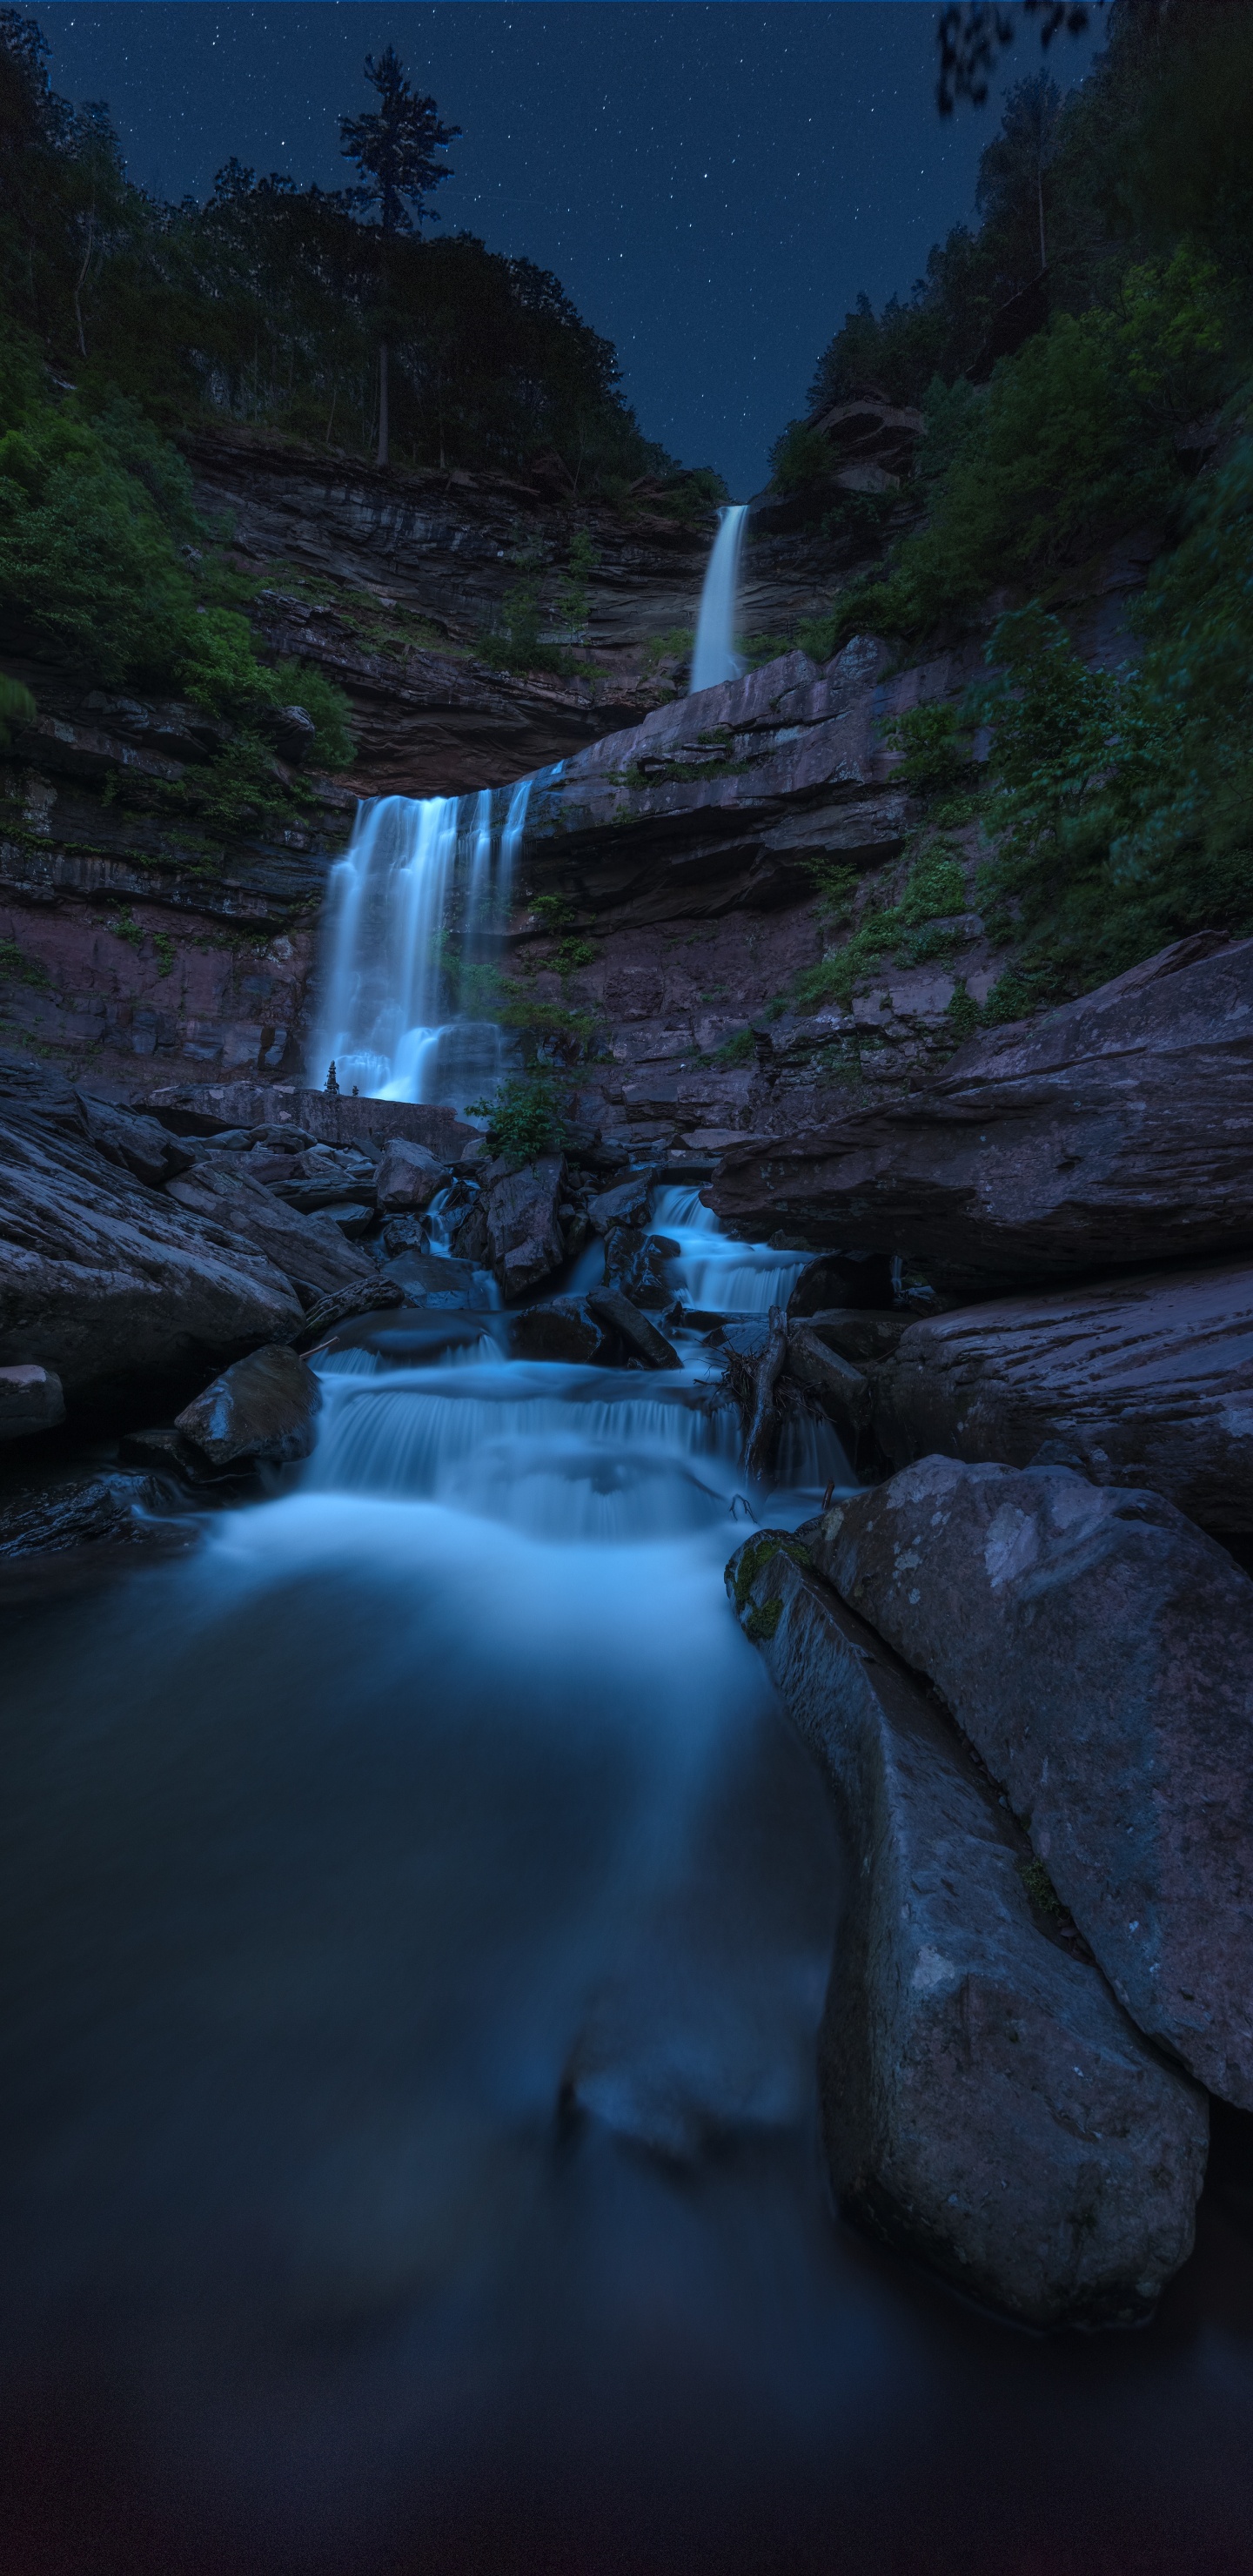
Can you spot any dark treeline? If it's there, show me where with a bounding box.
[0,8,691,497]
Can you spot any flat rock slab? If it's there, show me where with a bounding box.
[708,935,1253,1284]
[146,1084,479,1163]
[874,1259,1253,1533]
[0,1058,303,1418]
[176,1344,321,1472]
[164,1159,375,1301]
[817,1458,1253,2107]
[727,1533,1208,2327]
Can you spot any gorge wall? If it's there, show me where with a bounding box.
[0,417,1156,1150]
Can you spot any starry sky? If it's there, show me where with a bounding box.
[37,3,1102,495]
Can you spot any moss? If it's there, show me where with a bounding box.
[1018,1854,1065,1919]
[744,1596,783,1643]
[728,1529,812,1613]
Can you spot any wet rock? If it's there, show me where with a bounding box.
[817,1457,1253,2108]
[323,1203,374,1240]
[117,1426,196,1475]
[785,1324,871,1446]
[0,1471,175,1560]
[164,1157,375,1301]
[710,936,1253,1284]
[392,1253,486,1308]
[175,1343,321,1472]
[806,1310,915,1366]
[602,1224,680,1308]
[374,1137,445,1213]
[0,1057,304,1420]
[76,1094,196,1188]
[586,1174,655,1234]
[268,1144,378,1213]
[727,1533,1208,2328]
[291,1278,405,1352]
[873,1259,1253,1534]
[508,1298,620,1365]
[486,1156,566,1300]
[788,1251,895,1316]
[450,1192,491,1265]
[0,1365,65,1440]
[587,1291,679,1369]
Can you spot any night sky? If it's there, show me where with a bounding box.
[39,3,1102,495]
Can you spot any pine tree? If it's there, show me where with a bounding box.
[339,47,459,467]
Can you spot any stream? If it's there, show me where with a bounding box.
[3,1182,1253,2573]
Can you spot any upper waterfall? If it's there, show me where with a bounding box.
[690,503,747,693]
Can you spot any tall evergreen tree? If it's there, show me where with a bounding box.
[339,46,459,466]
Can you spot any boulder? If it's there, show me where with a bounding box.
[175,1344,321,1472]
[602,1224,679,1308]
[816,1458,1253,2108]
[374,1137,445,1214]
[586,1174,655,1235]
[788,1251,895,1316]
[727,1533,1208,2328]
[806,1310,915,1366]
[0,1058,304,1420]
[586,1291,679,1370]
[485,1156,566,1300]
[164,1157,375,1301]
[708,937,1253,1285]
[76,1094,195,1188]
[0,1364,65,1440]
[508,1298,620,1365]
[390,1254,486,1309]
[873,1259,1253,1534]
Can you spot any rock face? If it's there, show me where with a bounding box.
[0,1364,65,1439]
[484,1156,566,1299]
[874,1259,1253,1533]
[817,1458,1253,2108]
[707,936,1253,1282]
[164,1158,376,1301]
[175,1344,322,1472]
[0,1057,303,1419]
[727,1534,1207,2329]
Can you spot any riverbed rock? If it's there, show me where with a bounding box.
[726,1533,1208,2328]
[872,1259,1253,1534]
[708,936,1253,1285]
[602,1224,679,1308]
[806,1310,915,1366]
[164,1157,376,1301]
[0,1057,305,1419]
[785,1323,871,1447]
[373,1137,445,1213]
[508,1297,620,1365]
[816,1458,1253,2108]
[0,1470,177,1559]
[77,1093,196,1187]
[586,1291,679,1369]
[291,1278,405,1352]
[0,1365,65,1440]
[586,1174,655,1234]
[175,1343,322,1472]
[486,1155,566,1299]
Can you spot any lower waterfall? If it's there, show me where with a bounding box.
[690,501,747,692]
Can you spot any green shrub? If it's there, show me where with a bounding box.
[466,1072,570,1163]
[712,1027,756,1067]
[768,420,835,495]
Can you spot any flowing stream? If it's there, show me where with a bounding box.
[3,521,1253,2571]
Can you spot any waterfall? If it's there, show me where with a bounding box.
[690,502,747,694]
[310,775,540,1108]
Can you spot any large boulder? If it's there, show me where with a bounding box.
[707,936,1253,1285]
[508,1298,620,1365]
[373,1137,445,1213]
[0,1364,64,1440]
[586,1291,679,1369]
[727,1533,1207,2328]
[76,1093,195,1188]
[0,1057,303,1421]
[874,1259,1253,1533]
[485,1156,566,1300]
[788,1251,895,1316]
[816,1458,1253,2107]
[164,1157,376,1301]
[175,1344,321,1472]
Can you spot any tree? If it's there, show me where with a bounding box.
[936,2,1100,116]
[975,72,1063,273]
[340,46,459,466]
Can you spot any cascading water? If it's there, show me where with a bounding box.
[690,500,748,692]
[310,774,539,1108]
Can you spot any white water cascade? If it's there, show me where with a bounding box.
[690,501,748,693]
[310,774,537,1106]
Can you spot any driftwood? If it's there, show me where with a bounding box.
[744,1303,788,1483]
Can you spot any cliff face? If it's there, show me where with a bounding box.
[0,422,1155,1129]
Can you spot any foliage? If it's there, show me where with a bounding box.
[712,1028,756,1067]
[338,45,458,238]
[0,674,35,744]
[466,1071,570,1163]
[793,831,973,1013]
[768,420,838,495]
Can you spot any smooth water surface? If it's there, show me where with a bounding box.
[3,1222,1253,2576]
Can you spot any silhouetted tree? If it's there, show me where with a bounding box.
[339,45,459,465]
[975,71,1063,272]
[936,1,1098,115]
